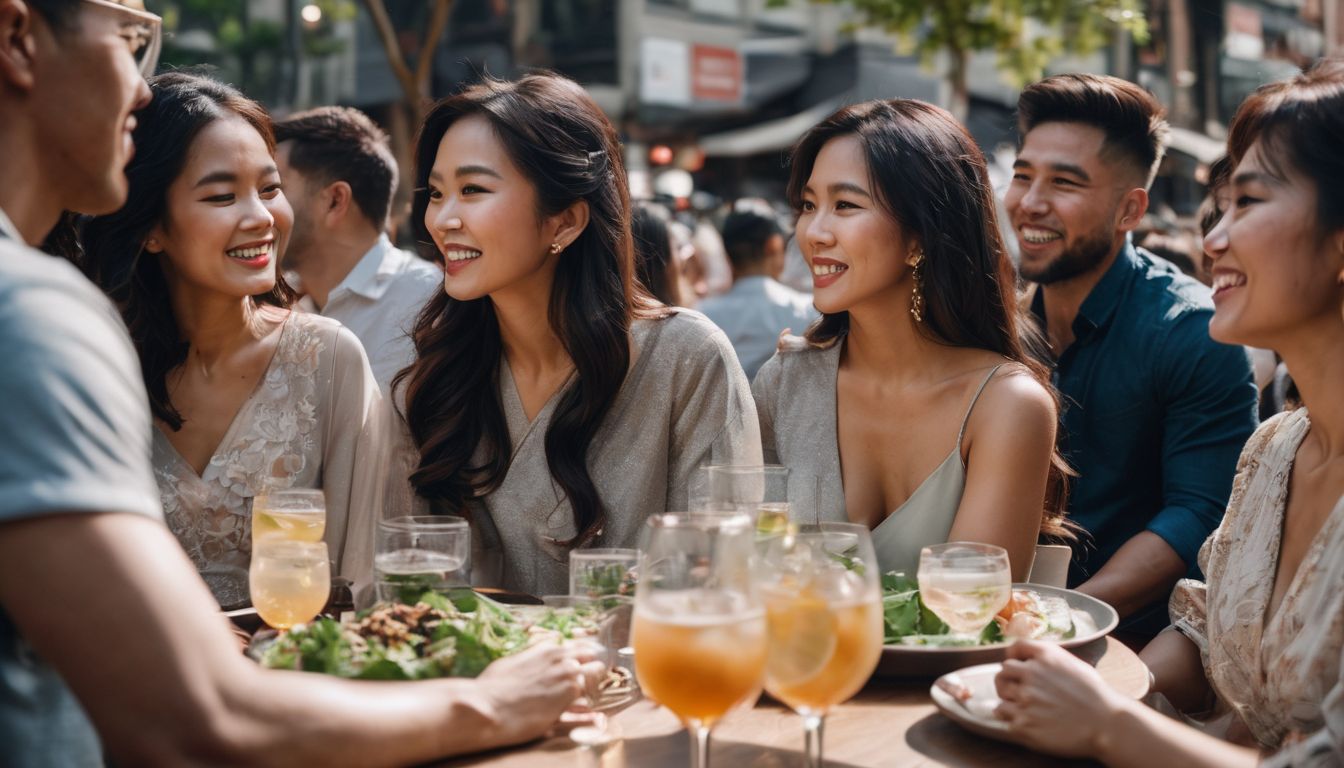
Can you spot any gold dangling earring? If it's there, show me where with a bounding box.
[907,248,925,323]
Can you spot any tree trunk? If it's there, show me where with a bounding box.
[948,49,970,123]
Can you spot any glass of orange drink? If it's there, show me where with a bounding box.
[757,522,883,768]
[249,539,331,631]
[632,514,765,768]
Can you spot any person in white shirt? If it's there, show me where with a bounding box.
[699,207,818,379]
[275,106,442,391]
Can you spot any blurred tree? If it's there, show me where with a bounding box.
[780,0,1149,119]
[360,0,454,226]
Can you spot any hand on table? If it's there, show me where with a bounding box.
[472,642,607,747]
[993,640,1130,758]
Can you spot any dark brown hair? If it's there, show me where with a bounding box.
[787,98,1073,538]
[631,202,680,306]
[81,72,294,430]
[274,106,398,228]
[1017,73,1170,188]
[395,73,658,548]
[1226,58,1344,239]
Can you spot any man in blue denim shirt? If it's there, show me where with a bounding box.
[1006,74,1258,636]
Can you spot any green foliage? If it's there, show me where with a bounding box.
[769,0,1148,88]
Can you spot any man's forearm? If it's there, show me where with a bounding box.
[1075,532,1188,618]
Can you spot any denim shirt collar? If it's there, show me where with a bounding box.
[1031,240,1141,344]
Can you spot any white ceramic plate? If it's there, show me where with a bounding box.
[876,584,1119,678]
[929,662,1013,740]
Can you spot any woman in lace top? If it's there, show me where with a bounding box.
[752,99,1072,580]
[362,74,759,597]
[991,58,1344,767]
[81,74,381,609]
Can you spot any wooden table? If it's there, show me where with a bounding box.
[445,637,1150,767]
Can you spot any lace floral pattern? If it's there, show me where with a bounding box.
[1169,408,1344,764]
[155,316,325,609]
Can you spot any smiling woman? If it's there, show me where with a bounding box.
[80,72,383,610]
[753,99,1074,581]
[378,73,761,596]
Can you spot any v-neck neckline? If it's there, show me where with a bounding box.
[1262,413,1340,637]
[499,356,574,447]
[156,312,294,480]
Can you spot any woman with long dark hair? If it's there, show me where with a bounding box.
[631,201,683,306]
[752,99,1072,579]
[81,72,381,609]
[992,57,1344,768]
[385,73,759,595]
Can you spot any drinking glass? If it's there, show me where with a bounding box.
[374,516,471,604]
[757,522,883,767]
[916,542,1012,642]
[704,464,791,533]
[249,539,330,630]
[252,488,326,545]
[569,548,639,605]
[632,514,766,768]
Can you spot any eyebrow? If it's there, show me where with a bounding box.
[430,165,505,182]
[1013,158,1091,182]
[193,165,279,188]
[1232,170,1280,187]
[802,182,872,199]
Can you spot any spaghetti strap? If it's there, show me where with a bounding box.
[956,363,1006,446]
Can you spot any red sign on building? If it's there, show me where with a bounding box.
[691,45,742,103]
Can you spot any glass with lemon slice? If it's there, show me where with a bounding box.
[251,489,326,545]
[757,522,883,768]
[704,465,793,534]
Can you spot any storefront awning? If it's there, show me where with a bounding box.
[698,97,849,157]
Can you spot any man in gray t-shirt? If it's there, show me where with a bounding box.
[1,2,599,764]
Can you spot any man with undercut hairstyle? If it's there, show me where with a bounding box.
[1005,74,1257,638]
[275,106,441,391]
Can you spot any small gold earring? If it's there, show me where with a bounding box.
[549,242,563,255]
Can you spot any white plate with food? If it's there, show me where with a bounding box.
[876,580,1118,678]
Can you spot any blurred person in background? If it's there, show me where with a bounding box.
[0,2,601,764]
[275,106,442,393]
[631,201,683,306]
[698,203,817,380]
[1006,74,1258,638]
[995,57,1344,768]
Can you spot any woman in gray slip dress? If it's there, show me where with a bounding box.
[362,74,760,597]
[753,99,1073,580]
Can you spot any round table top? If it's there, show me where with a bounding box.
[442,636,1149,767]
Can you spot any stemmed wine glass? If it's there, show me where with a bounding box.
[632,514,766,768]
[916,542,1012,642]
[756,522,884,767]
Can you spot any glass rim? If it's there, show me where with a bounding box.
[378,515,469,532]
[645,512,752,532]
[570,547,638,557]
[255,488,326,503]
[704,464,791,477]
[252,538,329,556]
[920,541,1009,557]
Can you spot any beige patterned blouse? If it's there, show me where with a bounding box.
[1170,408,1344,766]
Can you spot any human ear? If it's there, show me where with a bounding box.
[547,199,590,253]
[1116,188,1150,233]
[0,0,38,93]
[324,181,353,222]
[143,228,164,254]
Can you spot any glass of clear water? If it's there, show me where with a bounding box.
[704,464,791,533]
[374,516,471,605]
[917,542,1012,642]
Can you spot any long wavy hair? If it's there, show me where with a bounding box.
[80,72,294,431]
[787,98,1074,538]
[395,73,656,548]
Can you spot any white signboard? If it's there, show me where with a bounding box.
[641,37,691,107]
